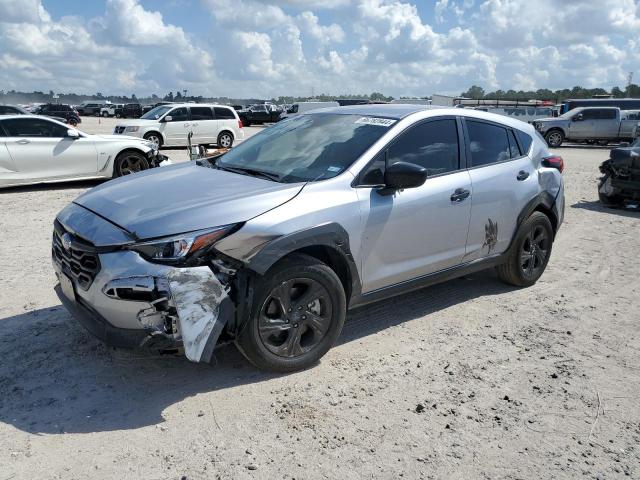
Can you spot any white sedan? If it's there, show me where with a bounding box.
[0,115,169,189]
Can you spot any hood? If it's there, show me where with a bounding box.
[610,147,640,161]
[535,117,560,123]
[73,162,303,240]
[93,134,153,144]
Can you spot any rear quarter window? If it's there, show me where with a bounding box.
[515,129,533,154]
[214,107,236,119]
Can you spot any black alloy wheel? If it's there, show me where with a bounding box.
[235,253,346,372]
[258,278,333,358]
[520,224,550,281]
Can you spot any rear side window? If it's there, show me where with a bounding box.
[214,107,236,119]
[190,107,214,120]
[387,119,460,176]
[467,120,510,167]
[2,118,68,137]
[515,130,533,154]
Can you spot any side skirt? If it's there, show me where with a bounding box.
[349,253,508,310]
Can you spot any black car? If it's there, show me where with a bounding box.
[76,102,105,116]
[237,104,281,126]
[598,139,640,207]
[0,104,70,125]
[34,104,81,126]
[115,103,142,118]
[142,102,176,115]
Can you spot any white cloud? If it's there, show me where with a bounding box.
[0,0,639,98]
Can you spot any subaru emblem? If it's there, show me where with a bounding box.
[61,233,73,251]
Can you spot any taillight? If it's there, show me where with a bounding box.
[238,120,243,129]
[542,155,564,173]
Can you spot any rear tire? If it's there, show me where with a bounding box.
[544,130,564,148]
[114,151,150,177]
[236,254,346,372]
[497,212,554,287]
[217,131,234,148]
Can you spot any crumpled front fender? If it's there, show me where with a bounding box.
[167,267,234,363]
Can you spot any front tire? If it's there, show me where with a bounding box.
[143,132,163,148]
[114,151,150,177]
[217,131,234,148]
[545,130,564,148]
[497,212,554,287]
[236,254,346,372]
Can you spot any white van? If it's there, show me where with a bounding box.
[113,103,244,148]
[279,101,340,120]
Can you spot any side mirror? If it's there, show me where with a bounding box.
[384,161,428,190]
[573,113,583,121]
[66,129,80,139]
[164,115,173,122]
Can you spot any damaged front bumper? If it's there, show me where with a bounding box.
[52,239,235,364]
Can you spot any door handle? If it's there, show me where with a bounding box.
[16,139,30,145]
[450,188,470,202]
[183,123,190,127]
[517,170,530,181]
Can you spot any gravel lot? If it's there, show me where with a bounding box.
[0,117,638,479]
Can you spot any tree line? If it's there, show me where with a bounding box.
[460,84,640,101]
[0,89,394,105]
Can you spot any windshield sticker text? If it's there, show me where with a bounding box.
[355,117,396,127]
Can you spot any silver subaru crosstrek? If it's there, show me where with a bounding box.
[52,105,565,372]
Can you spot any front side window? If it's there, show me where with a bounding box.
[387,119,460,176]
[1,118,68,137]
[167,107,188,122]
[190,107,214,120]
[217,113,394,183]
[467,120,510,167]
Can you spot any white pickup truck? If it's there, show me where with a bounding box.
[532,107,640,147]
[100,104,123,117]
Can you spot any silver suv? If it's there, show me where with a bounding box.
[52,105,565,372]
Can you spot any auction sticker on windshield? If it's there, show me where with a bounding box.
[355,117,396,127]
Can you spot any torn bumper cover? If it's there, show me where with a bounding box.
[52,246,235,363]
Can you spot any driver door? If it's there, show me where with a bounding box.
[161,107,191,145]
[0,117,97,181]
[356,117,472,293]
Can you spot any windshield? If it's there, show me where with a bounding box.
[559,109,579,119]
[217,113,395,183]
[141,105,173,120]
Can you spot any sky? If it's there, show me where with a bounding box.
[0,0,638,98]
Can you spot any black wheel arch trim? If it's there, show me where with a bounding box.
[514,191,559,243]
[243,222,362,303]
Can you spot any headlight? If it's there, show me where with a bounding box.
[127,224,239,265]
[124,126,139,133]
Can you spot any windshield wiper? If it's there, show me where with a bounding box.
[216,164,282,182]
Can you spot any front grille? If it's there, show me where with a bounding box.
[52,221,101,291]
[114,126,125,134]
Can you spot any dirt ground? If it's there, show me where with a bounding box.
[0,118,638,479]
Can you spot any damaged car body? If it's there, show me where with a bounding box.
[598,139,640,208]
[53,105,565,372]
